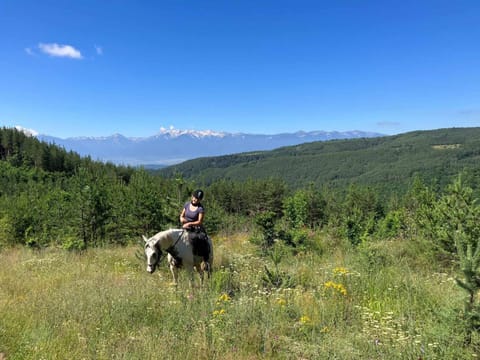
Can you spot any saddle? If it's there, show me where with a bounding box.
[187,226,210,262]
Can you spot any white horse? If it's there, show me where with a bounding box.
[143,228,213,286]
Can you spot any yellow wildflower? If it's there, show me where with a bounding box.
[324,281,347,296]
[213,309,226,316]
[299,315,312,325]
[276,298,287,307]
[218,293,231,302]
[333,267,349,276]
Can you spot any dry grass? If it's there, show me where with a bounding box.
[0,234,478,359]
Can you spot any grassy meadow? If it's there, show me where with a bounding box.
[0,232,477,359]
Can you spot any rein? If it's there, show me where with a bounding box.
[152,230,185,267]
[169,229,185,252]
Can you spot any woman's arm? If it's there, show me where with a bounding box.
[182,211,204,229]
[180,207,187,224]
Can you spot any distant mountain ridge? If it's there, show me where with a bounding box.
[158,127,480,194]
[36,128,384,166]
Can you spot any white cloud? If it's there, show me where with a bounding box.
[15,125,39,137]
[38,43,83,59]
[95,45,103,55]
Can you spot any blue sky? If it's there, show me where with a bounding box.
[1,0,479,138]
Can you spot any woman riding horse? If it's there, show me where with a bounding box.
[179,189,209,261]
[180,189,205,231]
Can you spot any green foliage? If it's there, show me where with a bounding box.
[0,127,128,175]
[127,169,173,235]
[337,184,383,246]
[207,177,287,217]
[288,227,309,247]
[415,174,480,256]
[159,127,480,197]
[358,239,395,269]
[202,200,224,235]
[210,265,239,295]
[439,176,480,252]
[262,243,296,289]
[376,209,408,240]
[0,128,176,249]
[254,210,277,249]
[455,229,480,344]
[430,176,480,343]
[61,235,86,251]
[283,190,309,228]
[408,175,480,343]
[0,215,15,248]
[275,225,311,252]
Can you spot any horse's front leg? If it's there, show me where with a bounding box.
[168,256,179,286]
[170,265,179,286]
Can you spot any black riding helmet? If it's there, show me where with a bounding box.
[192,189,204,200]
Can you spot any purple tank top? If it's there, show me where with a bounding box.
[184,202,204,222]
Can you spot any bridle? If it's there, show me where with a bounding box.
[146,230,184,270]
[146,243,163,269]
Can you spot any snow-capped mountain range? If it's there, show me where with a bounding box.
[32,126,384,166]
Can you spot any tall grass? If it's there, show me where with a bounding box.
[0,233,477,359]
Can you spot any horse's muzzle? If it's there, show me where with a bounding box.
[146,265,156,274]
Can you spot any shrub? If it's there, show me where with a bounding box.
[0,215,15,248]
[376,209,407,239]
[61,235,86,252]
[254,210,277,249]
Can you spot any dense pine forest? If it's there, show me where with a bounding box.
[159,127,480,197]
[2,126,480,250]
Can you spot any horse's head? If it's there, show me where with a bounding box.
[143,235,162,274]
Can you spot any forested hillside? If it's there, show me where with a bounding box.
[159,127,480,196]
[2,126,480,250]
[0,127,174,248]
[1,125,479,253]
[0,127,290,248]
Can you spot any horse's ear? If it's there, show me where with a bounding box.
[142,235,148,243]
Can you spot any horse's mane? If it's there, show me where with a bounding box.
[149,228,183,246]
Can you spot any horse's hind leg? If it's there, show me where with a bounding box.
[197,262,211,287]
[198,267,205,286]
[201,261,211,280]
[186,266,196,288]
